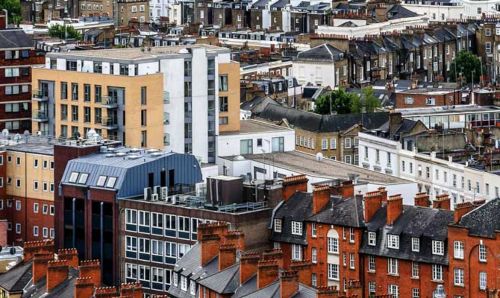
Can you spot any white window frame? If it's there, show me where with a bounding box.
[291,244,302,261]
[387,258,398,275]
[274,218,282,232]
[412,237,420,252]
[432,264,443,281]
[479,272,487,290]
[327,263,339,280]
[432,240,444,255]
[454,241,464,259]
[479,244,487,262]
[387,234,399,249]
[454,268,464,286]
[411,262,419,278]
[327,237,339,254]
[291,221,302,235]
[311,248,317,263]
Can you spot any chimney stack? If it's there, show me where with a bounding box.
[240,253,260,284]
[386,194,403,225]
[47,260,69,293]
[257,260,279,289]
[282,174,308,201]
[75,277,95,298]
[219,244,237,271]
[94,286,118,297]
[279,271,299,298]
[290,261,312,286]
[316,286,339,298]
[23,239,54,261]
[312,185,331,214]
[201,234,221,266]
[198,222,229,239]
[340,181,354,198]
[261,249,284,269]
[119,282,143,298]
[454,202,475,223]
[32,252,54,284]
[414,192,430,207]
[79,260,102,287]
[57,248,79,268]
[224,230,245,250]
[378,187,388,202]
[363,191,383,222]
[433,194,451,210]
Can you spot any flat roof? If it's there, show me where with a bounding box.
[6,142,54,156]
[223,151,410,185]
[47,44,230,61]
[398,105,500,116]
[220,119,292,136]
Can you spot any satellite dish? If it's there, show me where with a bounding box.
[1,129,8,137]
[14,134,21,142]
[316,152,323,161]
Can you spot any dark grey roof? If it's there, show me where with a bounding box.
[7,141,54,156]
[0,261,32,292]
[0,30,33,49]
[241,281,317,298]
[25,267,79,298]
[457,198,500,238]
[297,44,344,62]
[308,195,365,228]
[233,275,257,298]
[270,0,288,9]
[386,5,418,19]
[257,104,389,133]
[240,96,279,114]
[360,205,453,265]
[271,192,313,245]
[338,21,358,27]
[198,264,240,294]
[252,0,270,9]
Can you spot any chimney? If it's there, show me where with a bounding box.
[57,248,79,268]
[386,194,403,225]
[389,112,403,135]
[224,230,245,250]
[312,185,330,214]
[290,261,312,286]
[198,222,228,239]
[23,239,54,261]
[119,282,143,298]
[79,260,102,287]
[279,271,299,298]
[261,249,284,269]
[363,191,383,222]
[94,286,118,297]
[0,220,6,247]
[47,260,69,293]
[454,202,475,223]
[32,252,54,284]
[219,244,237,271]
[316,286,339,298]
[340,181,354,198]
[378,187,388,202]
[201,234,221,266]
[75,277,95,298]
[240,253,260,284]
[433,194,451,210]
[282,174,308,201]
[346,280,362,297]
[414,192,430,207]
[257,260,279,289]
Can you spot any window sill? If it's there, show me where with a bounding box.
[454,284,464,288]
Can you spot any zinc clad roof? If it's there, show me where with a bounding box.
[0,30,33,49]
[0,261,32,292]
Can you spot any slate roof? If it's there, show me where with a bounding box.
[456,198,500,238]
[270,0,289,9]
[198,264,240,294]
[360,205,453,265]
[241,281,317,298]
[386,5,418,19]
[308,195,365,228]
[270,192,313,245]
[252,0,270,9]
[297,44,344,62]
[257,104,389,133]
[24,267,79,298]
[0,29,33,49]
[240,96,279,115]
[0,261,32,292]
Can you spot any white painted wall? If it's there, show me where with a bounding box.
[191,48,209,162]
[161,57,184,155]
[293,61,336,88]
[403,0,500,21]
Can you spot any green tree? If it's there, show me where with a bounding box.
[0,0,22,25]
[314,89,358,115]
[351,86,381,113]
[448,50,484,84]
[48,24,82,40]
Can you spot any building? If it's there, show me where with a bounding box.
[79,0,114,18]
[117,0,150,25]
[32,45,238,163]
[402,0,500,21]
[394,88,463,109]
[56,143,202,285]
[0,25,44,133]
[120,175,281,295]
[0,138,55,245]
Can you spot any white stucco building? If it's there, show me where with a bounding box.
[292,44,344,88]
[402,0,500,21]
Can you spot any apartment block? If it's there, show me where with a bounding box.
[117,0,150,24]
[0,27,44,133]
[33,45,235,163]
[0,138,55,245]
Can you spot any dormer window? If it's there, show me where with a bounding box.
[412,237,420,252]
[180,276,187,291]
[387,234,399,249]
[190,280,196,295]
[291,221,302,235]
[368,232,376,246]
[432,240,444,255]
[274,219,282,233]
[68,172,79,183]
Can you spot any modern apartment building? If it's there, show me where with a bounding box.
[32,45,237,163]
[0,137,55,245]
[0,26,44,133]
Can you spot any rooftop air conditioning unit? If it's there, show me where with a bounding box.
[160,187,168,200]
[143,187,152,200]
[151,193,159,201]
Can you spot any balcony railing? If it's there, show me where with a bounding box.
[101,117,118,129]
[100,96,118,108]
[32,110,49,122]
[32,90,49,101]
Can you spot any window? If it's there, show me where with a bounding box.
[291,221,302,235]
[454,268,464,286]
[291,244,302,260]
[312,273,317,287]
[272,137,285,153]
[106,177,117,188]
[412,237,420,252]
[454,241,464,259]
[219,117,228,125]
[387,234,399,249]
[273,219,282,232]
[328,263,339,280]
[479,244,487,262]
[50,205,54,215]
[330,138,337,149]
[432,240,444,255]
[178,216,190,233]
[311,223,317,237]
[344,138,352,148]
[411,262,419,278]
[368,232,377,246]
[96,175,107,187]
[15,223,21,234]
[240,139,253,155]
[387,258,398,275]
[432,264,443,281]
[138,211,150,229]
[95,85,102,102]
[33,181,39,191]
[349,228,355,243]
[78,173,88,184]
[33,203,39,213]
[15,200,21,211]
[311,248,317,263]
[219,96,228,112]
[126,236,137,254]
[368,255,375,272]
[368,282,376,294]
[327,236,339,253]
[349,253,355,269]
[479,272,487,290]
[138,238,150,254]
[322,138,328,150]
[42,204,48,214]
[388,285,399,298]
[33,226,39,237]
[219,75,228,91]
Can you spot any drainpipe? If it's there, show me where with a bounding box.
[72,198,76,247]
[100,202,104,261]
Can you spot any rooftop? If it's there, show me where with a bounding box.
[222,151,409,185]
[220,119,292,136]
[46,44,229,61]
[398,104,500,116]
[0,29,33,49]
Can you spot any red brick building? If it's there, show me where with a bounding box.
[395,88,463,109]
[0,19,44,133]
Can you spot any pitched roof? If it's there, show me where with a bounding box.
[386,5,418,19]
[296,44,344,62]
[457,198,500,238]
[240,96,279,114]
[198,264,240,294]
[0,261,32,292]
[24,267,79,298]
[308,195,365,227]
[0,30,33,49]
[241,281,317,298]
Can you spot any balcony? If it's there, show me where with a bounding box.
[32,110,49,122]
[100,96,118,108]
[32,90,49,101]
[101,117,118,130]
